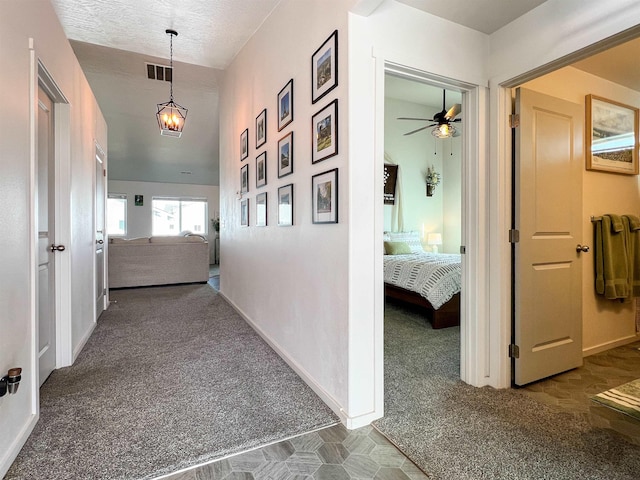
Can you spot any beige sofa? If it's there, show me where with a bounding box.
[108,235,209,288]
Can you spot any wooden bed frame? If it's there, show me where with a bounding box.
[384,284,460,329]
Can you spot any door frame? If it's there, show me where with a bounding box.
[376,60,489,388]
[33,58,73,393]
[94,142,109,318]
[490,27,640,389]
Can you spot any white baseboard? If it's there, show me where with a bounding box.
[219,292,352,427]
[73,320,96,362]
[0,413,38,478]
[583,334,640,357]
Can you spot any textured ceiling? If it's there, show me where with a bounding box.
[51,0,283,69]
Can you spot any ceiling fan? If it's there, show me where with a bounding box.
[398,90,461,138]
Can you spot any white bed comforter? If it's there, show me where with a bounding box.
[383,252,461,309]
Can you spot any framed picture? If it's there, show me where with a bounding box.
[278,131,294,178]
[278,79,294,131]
[240,128,249,161]
[256,152,267,188]
[256,192,267,227]
[311,30,338,104]
[240,198,249,227]
[278,183,294,227]
[312,168,338,224]
[240,164,249,193]
[256,109,267,148]
[134,195,143,206]
[312,99,338,163]
[586,94,639,174]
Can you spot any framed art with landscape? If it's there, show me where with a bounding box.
[312,99,338,164]
[311,30,338,104]
[278,131,293,178]
[278,79,293,131]
[256,109,267,148]
[586,94,639,174]
[312,168,338,224]
[256,192,267,227]
[256,152,267,188]
[278,184,294,227]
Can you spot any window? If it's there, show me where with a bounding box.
[107,194,127,236]
[152,197,207,236]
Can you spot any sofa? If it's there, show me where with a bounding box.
[108,235,209,288]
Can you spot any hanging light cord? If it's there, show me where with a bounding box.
[169,32,174,102]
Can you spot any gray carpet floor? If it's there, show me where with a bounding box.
[6,284,338,480]
[374,300,640,480]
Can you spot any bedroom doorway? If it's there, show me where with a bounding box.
[374,73,466,435]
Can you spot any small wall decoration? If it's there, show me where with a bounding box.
[312,168,338,224]
[134,195,144,206]
[425,165,441,197]
[312,99,338,164]
[240,198,249,227]
[383,164,398,205]
[256,109,267,148]
[256,192,267,227]
[240,164,249,193]
[278,79,294,131]
[278,183,294,226]
[240,128,249,161]
[256,152,267,188]
[278,131,294,178]
[586,94,639,174]
[312,30,338,104]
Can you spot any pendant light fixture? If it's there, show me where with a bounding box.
[156,29,188,137]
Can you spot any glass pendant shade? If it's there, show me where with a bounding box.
[431,122,455,138]
[157,100,188,137]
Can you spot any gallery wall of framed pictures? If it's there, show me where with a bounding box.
[235,28,340,229]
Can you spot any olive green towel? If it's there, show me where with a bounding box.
[623,215,640,297]
[595,214,629,299]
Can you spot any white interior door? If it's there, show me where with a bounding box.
[37,85,56,386]
[95,148,105,319]
[513,87,584,386]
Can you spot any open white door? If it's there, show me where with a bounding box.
[95,147,106,319]
[513,87,584,386]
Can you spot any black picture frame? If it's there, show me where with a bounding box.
[256,152,267,188]
[278,79,294,131]
[278,131,294,178]
[312,168,338,224]
[311,30,338,104]
[241,198,249,227]
[240,128,249,161]
[256,109,267,148]
[278,183,294,227]
[240,164,249,193]
[312,99,338,164]
[256,192,267,227]
[134,195,143,206]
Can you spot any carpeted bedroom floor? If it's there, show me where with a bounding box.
[5,284,338,480]
[374,300,640,480]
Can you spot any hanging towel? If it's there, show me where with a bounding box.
[623,214,640,297]
[595,214,629,299]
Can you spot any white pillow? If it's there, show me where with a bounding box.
[387,231,423,253]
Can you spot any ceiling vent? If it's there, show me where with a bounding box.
[146,63,172,82]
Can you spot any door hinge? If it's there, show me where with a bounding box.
[509,344,520,359]
[459,245,466,254]
[509,114,520,128]
[509,229,520,243]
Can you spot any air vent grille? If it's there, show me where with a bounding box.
[146,63,172,82]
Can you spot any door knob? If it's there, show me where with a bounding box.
[576,244,589,253]
[50,244,66,252]
[96,239,104,245]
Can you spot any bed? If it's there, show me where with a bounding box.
[383,232,461,329]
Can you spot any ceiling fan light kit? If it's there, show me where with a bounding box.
[156,29,188,138]
[399,89,461,139]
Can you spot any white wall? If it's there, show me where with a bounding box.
[108,180,220,262]
[384,96,462,253]
[522,66,640,354]
[0,0,107,475]
[219,0,356,423]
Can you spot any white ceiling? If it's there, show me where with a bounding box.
[50,0,640,186]
[395,0,548,34]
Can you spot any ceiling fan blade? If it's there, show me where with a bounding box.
[445,103,461,120]
[397,117,433,121]
[403,125,433,136]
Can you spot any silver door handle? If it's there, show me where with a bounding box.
[96,239,104,244]
[576,244,589,253]
[50,244,66,252]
